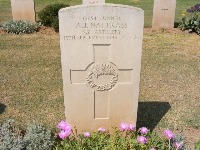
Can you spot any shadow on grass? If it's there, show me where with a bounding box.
[0,103,6,114]
[136,101,171,130]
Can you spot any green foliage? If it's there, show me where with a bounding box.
[179,4,200,35]
[38,3,69,32]
[179,14,200,35]
[2,20,40,34]
[0,120,193,150]
[23,123,54,150]
[0,120,54,150]
[195,141,200,150]
[0,119,24,150]
[54,128,187,150]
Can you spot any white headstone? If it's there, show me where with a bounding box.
[152,0,176,29]
[11,0,36,22]
[59,4,144,132]
[82,0,105,5]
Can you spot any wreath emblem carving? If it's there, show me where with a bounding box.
[86,63,118,91]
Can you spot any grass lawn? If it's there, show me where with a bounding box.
[1,29,200,131]
[0,0,200,146]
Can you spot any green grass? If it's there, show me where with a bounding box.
[0,33,64,128]
[140,31,200,129]
[0,0,12,24]
[0,30,200,131]
[0,0,199,27]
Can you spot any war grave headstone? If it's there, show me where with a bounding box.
[82,0,105,5]
[152,0,176,29]
[59,4,144,132]
[11,0,36,22]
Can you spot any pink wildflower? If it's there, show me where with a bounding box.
[164,129,175,140]
[137,136,147,144]
[84,132,90,137]
[58,130,71,139]
[57,120,71,131]
[119,122,128,131]
[173,142,183,149]
[98,127,106,132]
[139,127,148,134]
[128,124,136,131]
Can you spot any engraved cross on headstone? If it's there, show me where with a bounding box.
[59,4,144,131]
[161,1,169,27]
[161,8,168,13]
[161,8,168,22]
[71,44,133,119]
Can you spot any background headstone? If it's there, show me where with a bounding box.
[152,0,176,29]
[82,0,105,5]
[59,4,144,132]
[11,0,35,22]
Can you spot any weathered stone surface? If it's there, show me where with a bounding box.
[152,0,176,29]
[82,0,105,5]
[11,0,35,22]
[59,4,144,132]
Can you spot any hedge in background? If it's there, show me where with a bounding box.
[38,3,69,32]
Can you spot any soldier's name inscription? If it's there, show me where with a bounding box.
[63,16,142,40]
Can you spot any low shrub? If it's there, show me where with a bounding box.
[179,4,200,35]
[38,3,69,32]
[2,20,40,34]
[0,119,24,150]
[0,120,54,150]
[23,123,54,150]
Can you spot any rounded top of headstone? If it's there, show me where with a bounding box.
[59,3,144,13]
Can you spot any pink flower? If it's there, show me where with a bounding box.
[98,127,106,132]
[139,127,148,134]
[173,142,183,149]
[164,129,175,140]
[57,121,71,131]
[58,130,71,139]
[137,136,147,144]
[128,124,136,131]
[84,132,90,137]
[150,148,156,150]
[119,122,128,131]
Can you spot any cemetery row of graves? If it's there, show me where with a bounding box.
[0,0,200,149]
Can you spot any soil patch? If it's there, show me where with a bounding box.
[182,127,200,149]
[37,26,58,35]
